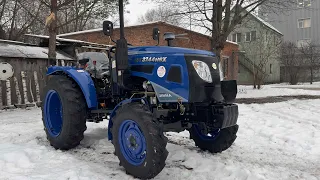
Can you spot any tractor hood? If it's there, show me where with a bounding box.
[127,45,225,103]
[128,46,216,56]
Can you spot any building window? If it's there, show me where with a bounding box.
[298,18,311,28]
[251,31,256,41]
[227,35,232,41]
[231,33,241,43]
[270,64,272,74]
[297,39,311,47]
[236,33,241,42]
[298,0,311,8]
[245,32,251,42]
[245,31,256,42]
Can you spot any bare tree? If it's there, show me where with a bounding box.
[45,0,124,61]
[47,0,58,62]
[0,0,45,41]
[299,41,320,84]
[138,5,182,26]
[0,0,125,41]
[57,0,122,34]
[280,41,304,85]
[153,0,294,58]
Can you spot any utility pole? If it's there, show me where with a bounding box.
[48,0,57,66]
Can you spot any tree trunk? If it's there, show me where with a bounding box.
[0,0,7,22]
[8,0,18,40]
[48,0,57,66]
[310,66,313,84]
[0,25,5,39]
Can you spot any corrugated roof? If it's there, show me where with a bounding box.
[0,42,73,60]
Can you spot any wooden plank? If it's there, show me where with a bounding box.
[24,69,33,103]
[21,71,29,104]
[30,70,37,102]
[6,58,18,105]
[34,71,40,102]
[6,79,11,106]
[10,58,22,105]
[10,76,17,105]
[25,60,35,103]
[1,80,7,106]
[0,81,2,109]
[16,67,25,104]
[38,60,46,100]
[14,76,22,104]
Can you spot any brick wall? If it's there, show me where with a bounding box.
[60,22,239,80]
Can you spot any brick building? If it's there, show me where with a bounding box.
[58,21,239,80]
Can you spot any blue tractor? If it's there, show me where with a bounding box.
[41,0,239,179]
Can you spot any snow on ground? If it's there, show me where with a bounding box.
[237,82,320,98]
[1,99,319,180]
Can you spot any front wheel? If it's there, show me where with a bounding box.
[189,124,239,153]
[112,103,168,179]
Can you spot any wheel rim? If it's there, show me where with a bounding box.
[193,125,220,141]
[118,120,147,166]
[44,90,63,137]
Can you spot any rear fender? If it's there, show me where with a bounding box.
[47,66,98,109]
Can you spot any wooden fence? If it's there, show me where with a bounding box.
[0,57,74,109]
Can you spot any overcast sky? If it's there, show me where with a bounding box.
[124,0,156,25]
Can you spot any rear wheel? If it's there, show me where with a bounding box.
[112,103,168,179]
[189,124,239,153]
[42,75,87,150]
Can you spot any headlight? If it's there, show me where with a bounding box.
[219,62,224,81]
[192,60,212,83]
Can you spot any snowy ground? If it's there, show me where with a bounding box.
[0,100,319,180]
[237,82,320,98]
[1,84,320,180]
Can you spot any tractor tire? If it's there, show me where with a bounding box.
[41,75,87,150]
[189,124,239,153]
[112,103,168,179]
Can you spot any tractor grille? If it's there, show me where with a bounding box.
[184,54,223,103]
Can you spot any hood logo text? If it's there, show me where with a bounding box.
[139,57,167,63]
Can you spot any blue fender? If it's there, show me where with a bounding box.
[108,98,149,141]
[47,66,98,109]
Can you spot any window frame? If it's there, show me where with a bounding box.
[236,33,242,43]
[231,33,242,43]
[232,33,237,42]
[297,18,311,28]
[245,32,251,42]
[297,0,311,8]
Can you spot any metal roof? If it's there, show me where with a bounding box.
[0,41,73,60]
